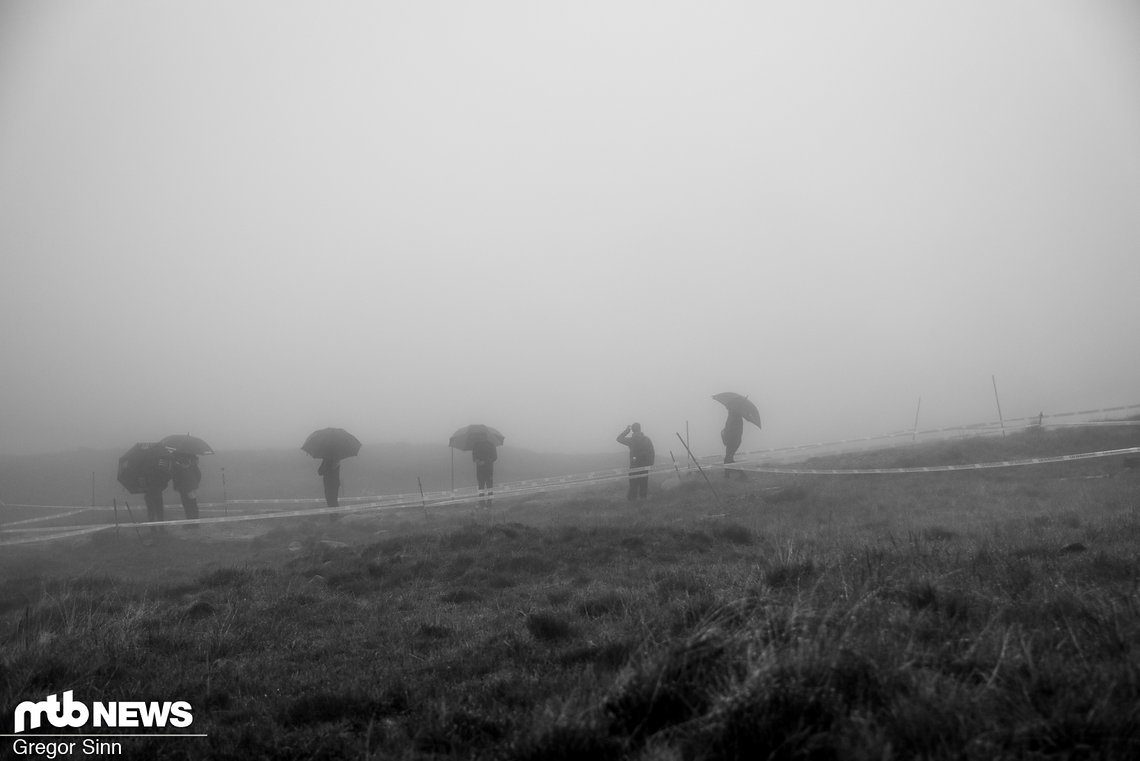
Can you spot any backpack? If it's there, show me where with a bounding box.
[634,435,655,466]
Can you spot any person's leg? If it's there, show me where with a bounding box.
[724,442,740,478]
[146,492,164,534]
[629,468,645,499]
[476,465,489,507]
[182,491,200,527]
[637,472,649,499]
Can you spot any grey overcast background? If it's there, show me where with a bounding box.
[2,1,1139,459]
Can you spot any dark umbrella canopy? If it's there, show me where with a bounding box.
[302,428,362,461]
[713,392,762,429]
[449,424,505,451]
[160,434,214,455]
[117,442,176,494]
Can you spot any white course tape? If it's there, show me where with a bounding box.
[0,503,101,511]
[709,409,1140,468]
[0,525,104,533]
[0,464,668,545]
[4,405,1138,545]
[1033,421,1140,428]
[0,509,92,527]
[0,526,110,546]
[732,446,1140,475]
[11,404,1136,512]
[7,438,1132,547]
[1041,403,1140,419]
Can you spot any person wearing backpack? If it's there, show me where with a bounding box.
[318,458,341,507]
[471,437,498,508]
[722,411,745,478]
[171,453,203,526]
[617,423,655,500]
[142,460,171,534]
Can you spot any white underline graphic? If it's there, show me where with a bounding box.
[2,733,208,737]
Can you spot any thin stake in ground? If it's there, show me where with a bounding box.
[675,433,720,504]
[121,499,145,542]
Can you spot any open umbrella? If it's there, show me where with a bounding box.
[449,424,505,451]
[713,392,762,429]
[117,442,176,494]
[302,428,362,461]
[160,434,214,455]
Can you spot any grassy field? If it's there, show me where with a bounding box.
[1,424,1138,759]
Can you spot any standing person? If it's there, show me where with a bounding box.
[318,458,341,507]
[143,465,171,531]
[171,453,202,526]
[471,437,497,508]
[722,411,744,478]
[617,423,655,500]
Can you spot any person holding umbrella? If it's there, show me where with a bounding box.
[449,424,505,509]
[318,458,341,507]
[472,437,498,508]
[171,454,203,524]
[302,428,362,509]
[722,413,744,474]
[144,480,169,528]
[713,393,762,479]
[616,423,654,501]
[118,443,175,532]
[162,434,213,527]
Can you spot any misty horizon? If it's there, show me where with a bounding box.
[2,2,1138,462]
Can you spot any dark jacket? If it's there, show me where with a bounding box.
[143,470,171,494]
[471,439,498,466]
[318,459,341,481]
[172,456,202,494]
[617,429,655,467]
[721,413,744,449]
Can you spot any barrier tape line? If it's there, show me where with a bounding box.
[1,509,91,527]
[706,416,1140,469]
[1,525,109,534]
[0,466,656,545]
[0,500,410,545]
[7,405,1139,512]
[0,526,109,547]
[5,442,1136,545]
[4,406,1138,545]
[0,477,604,543]
[0,503,101,511]
[11,403,1140,510]
[1032,421,1140,428]
[732,446,1140,475]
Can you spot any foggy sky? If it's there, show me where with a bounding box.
[2,1,1139,459]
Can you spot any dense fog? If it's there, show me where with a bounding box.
[2,1,1138,459]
